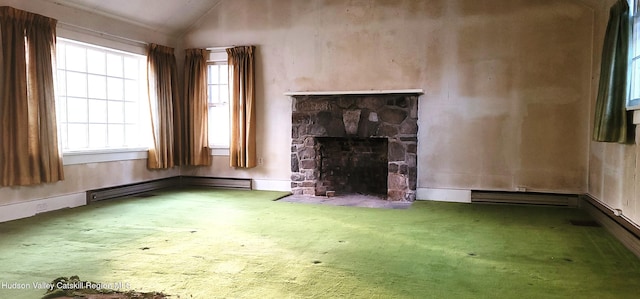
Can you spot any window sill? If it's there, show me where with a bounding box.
[62,148,148,165]
[627,104,640,111]
[210,147,229,156]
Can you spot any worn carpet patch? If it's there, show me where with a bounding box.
[41,276,168,299]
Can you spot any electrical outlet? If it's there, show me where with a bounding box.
[516,186,526,192]
[258,157,264,165]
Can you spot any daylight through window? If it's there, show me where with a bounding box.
[207,49,230,149]
[629,0,640,107]
[56,38,148,151]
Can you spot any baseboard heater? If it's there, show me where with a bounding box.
[580,194,640,258]
[86,177,179,203]
[180,176,252,189]
[471,191,579,207]
[86,176,252,203]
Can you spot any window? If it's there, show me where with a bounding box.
[207,49,230,149]
[629,0,640,108]
[55,38,148,152]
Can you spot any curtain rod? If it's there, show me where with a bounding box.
[57,21,149,48]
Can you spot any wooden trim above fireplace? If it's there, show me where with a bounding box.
[284,89,424,96]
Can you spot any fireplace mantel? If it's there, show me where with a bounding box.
[284,89,424,96]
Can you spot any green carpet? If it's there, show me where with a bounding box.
[0,189,639,298]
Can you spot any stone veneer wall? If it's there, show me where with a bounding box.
[290,94,418,201]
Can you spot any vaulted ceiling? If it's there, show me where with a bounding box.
[46,0,222,36]
[44,0,605,38]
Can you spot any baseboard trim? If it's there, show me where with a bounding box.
[471,191,579,207]
[416,188,471,203]
[0,193,85,223]
[252,179,291,192]
[580,194,640,258]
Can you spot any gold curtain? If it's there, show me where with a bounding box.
[182,49,211,166]
[227,46,256,168]
[0,6,63,186]
[146,44,180,169]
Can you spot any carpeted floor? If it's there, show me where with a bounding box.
[1,188,639,298]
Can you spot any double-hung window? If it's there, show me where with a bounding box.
[207,49,230,151]
[55,38,148,152]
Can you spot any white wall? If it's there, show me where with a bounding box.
[181,0,594,197]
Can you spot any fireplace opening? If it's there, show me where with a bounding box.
[315,137,388,197]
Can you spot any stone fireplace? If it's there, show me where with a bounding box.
[289,91,420,201]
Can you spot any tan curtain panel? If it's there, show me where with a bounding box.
[0,6,63,186]
[227,46,256,168]
[182,49,211,166]
[146,44,180,169]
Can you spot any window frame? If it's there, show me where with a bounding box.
[54,33,150,165]
[207,49,231,155]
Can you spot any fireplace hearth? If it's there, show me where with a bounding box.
[289,92,419,201]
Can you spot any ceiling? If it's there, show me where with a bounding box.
[43,0,604,38]
[47,0,222,36]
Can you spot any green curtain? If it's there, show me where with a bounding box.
[593,0,631,143]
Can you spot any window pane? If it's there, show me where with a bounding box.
[107,77,124,100]
[124,102,138,123]
[56,96,67,123]
[106,53,123,77]
[124,79,138,101]
[57,43,66,69]
[220,65,228,84]
[56,39,148,151]
[88,75,107,99]
[108,101,124,123]
[108,124,125,146]
[125,124,139,146]
[634,18,640,57]
[67,97,88,123]
[210,85,219,104]
[123,57,139,79]
[68,124,88,149]
[89,124,107,148]
[87,49,106,75]
[66,72,87,98]
[220,84,229,104]
[208,65,218,84]
[632,60,640,100]
[209,104,229,147]
[65,45,86,72]
[56,70,66,96]
[58,123,68,149]
[88,99,107,123]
